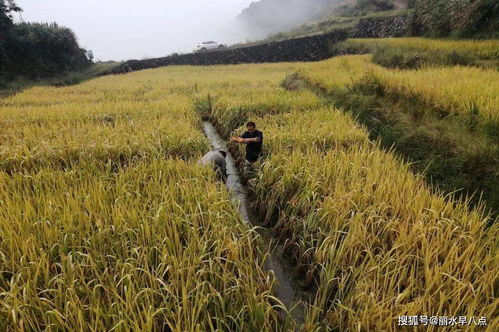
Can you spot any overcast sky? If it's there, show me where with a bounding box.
[15,0,254,61]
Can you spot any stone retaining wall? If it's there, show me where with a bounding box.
[350,15,409,38]
[111,29,348,74]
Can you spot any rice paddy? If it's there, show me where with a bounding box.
[366,65,499,123]
[0,70,287,331]
[0,160,282,331]
[298,55,499,123]
[206,70,498,331]
[1,39,498,331]
[350,37,499,59]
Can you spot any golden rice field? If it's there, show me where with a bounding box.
[350,37,499,58]
[367,65,499,122]
[1,49,498,331]
[298,54,499,122]
[295,54,374,90]
[0,69,292,331]
[0,93,206,173]
[206,67,498,331]
[0,161,282,331]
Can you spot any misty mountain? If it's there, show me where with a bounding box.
[225,0,349,41]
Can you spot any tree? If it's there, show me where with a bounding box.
[1,0,21,34]
[1,1,90,80]
[1,1,21,78]
[1,1,21,25]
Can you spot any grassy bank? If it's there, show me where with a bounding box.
[0,62,120,98]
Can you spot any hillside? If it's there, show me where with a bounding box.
[226,0,498,43]
[226,0,412,42]
[225,0,348,41]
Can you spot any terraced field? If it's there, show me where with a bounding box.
[350,38,499,59]
[0,70,286,331]
[295,53,499,216]
[297,54,499,123]
[1,46,498,331]
[202,63,498,331]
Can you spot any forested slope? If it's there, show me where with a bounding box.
[0,1,90,82]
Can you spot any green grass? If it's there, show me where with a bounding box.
[0,62,121,98]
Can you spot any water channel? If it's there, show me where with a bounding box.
[201,121,308,328]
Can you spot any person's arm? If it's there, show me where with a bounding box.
[230,132,247,144]
[221,163,227,178]
[243,131,262,143]
[242,137,261,143]
[230,132,262,144]
[230,136,245,143]
[215,159,227,179]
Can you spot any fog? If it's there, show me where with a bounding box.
[14,0,254,61]
[14,0,348,61]
[227,0,346,41]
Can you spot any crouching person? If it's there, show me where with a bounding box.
[198,150,227,181]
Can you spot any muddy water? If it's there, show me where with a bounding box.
[201,121,307,328]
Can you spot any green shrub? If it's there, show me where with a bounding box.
[410,0,499,37]
[334,0,395,17]
[4,22,90,78]
[1,1,90,79]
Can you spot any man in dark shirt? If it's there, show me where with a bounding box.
[230,121,263,178]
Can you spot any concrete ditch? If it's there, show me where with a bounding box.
[201,121,310,330]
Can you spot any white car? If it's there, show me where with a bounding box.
[196,41,225,53]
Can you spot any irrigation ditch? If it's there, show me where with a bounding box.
[200,121,313,330]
